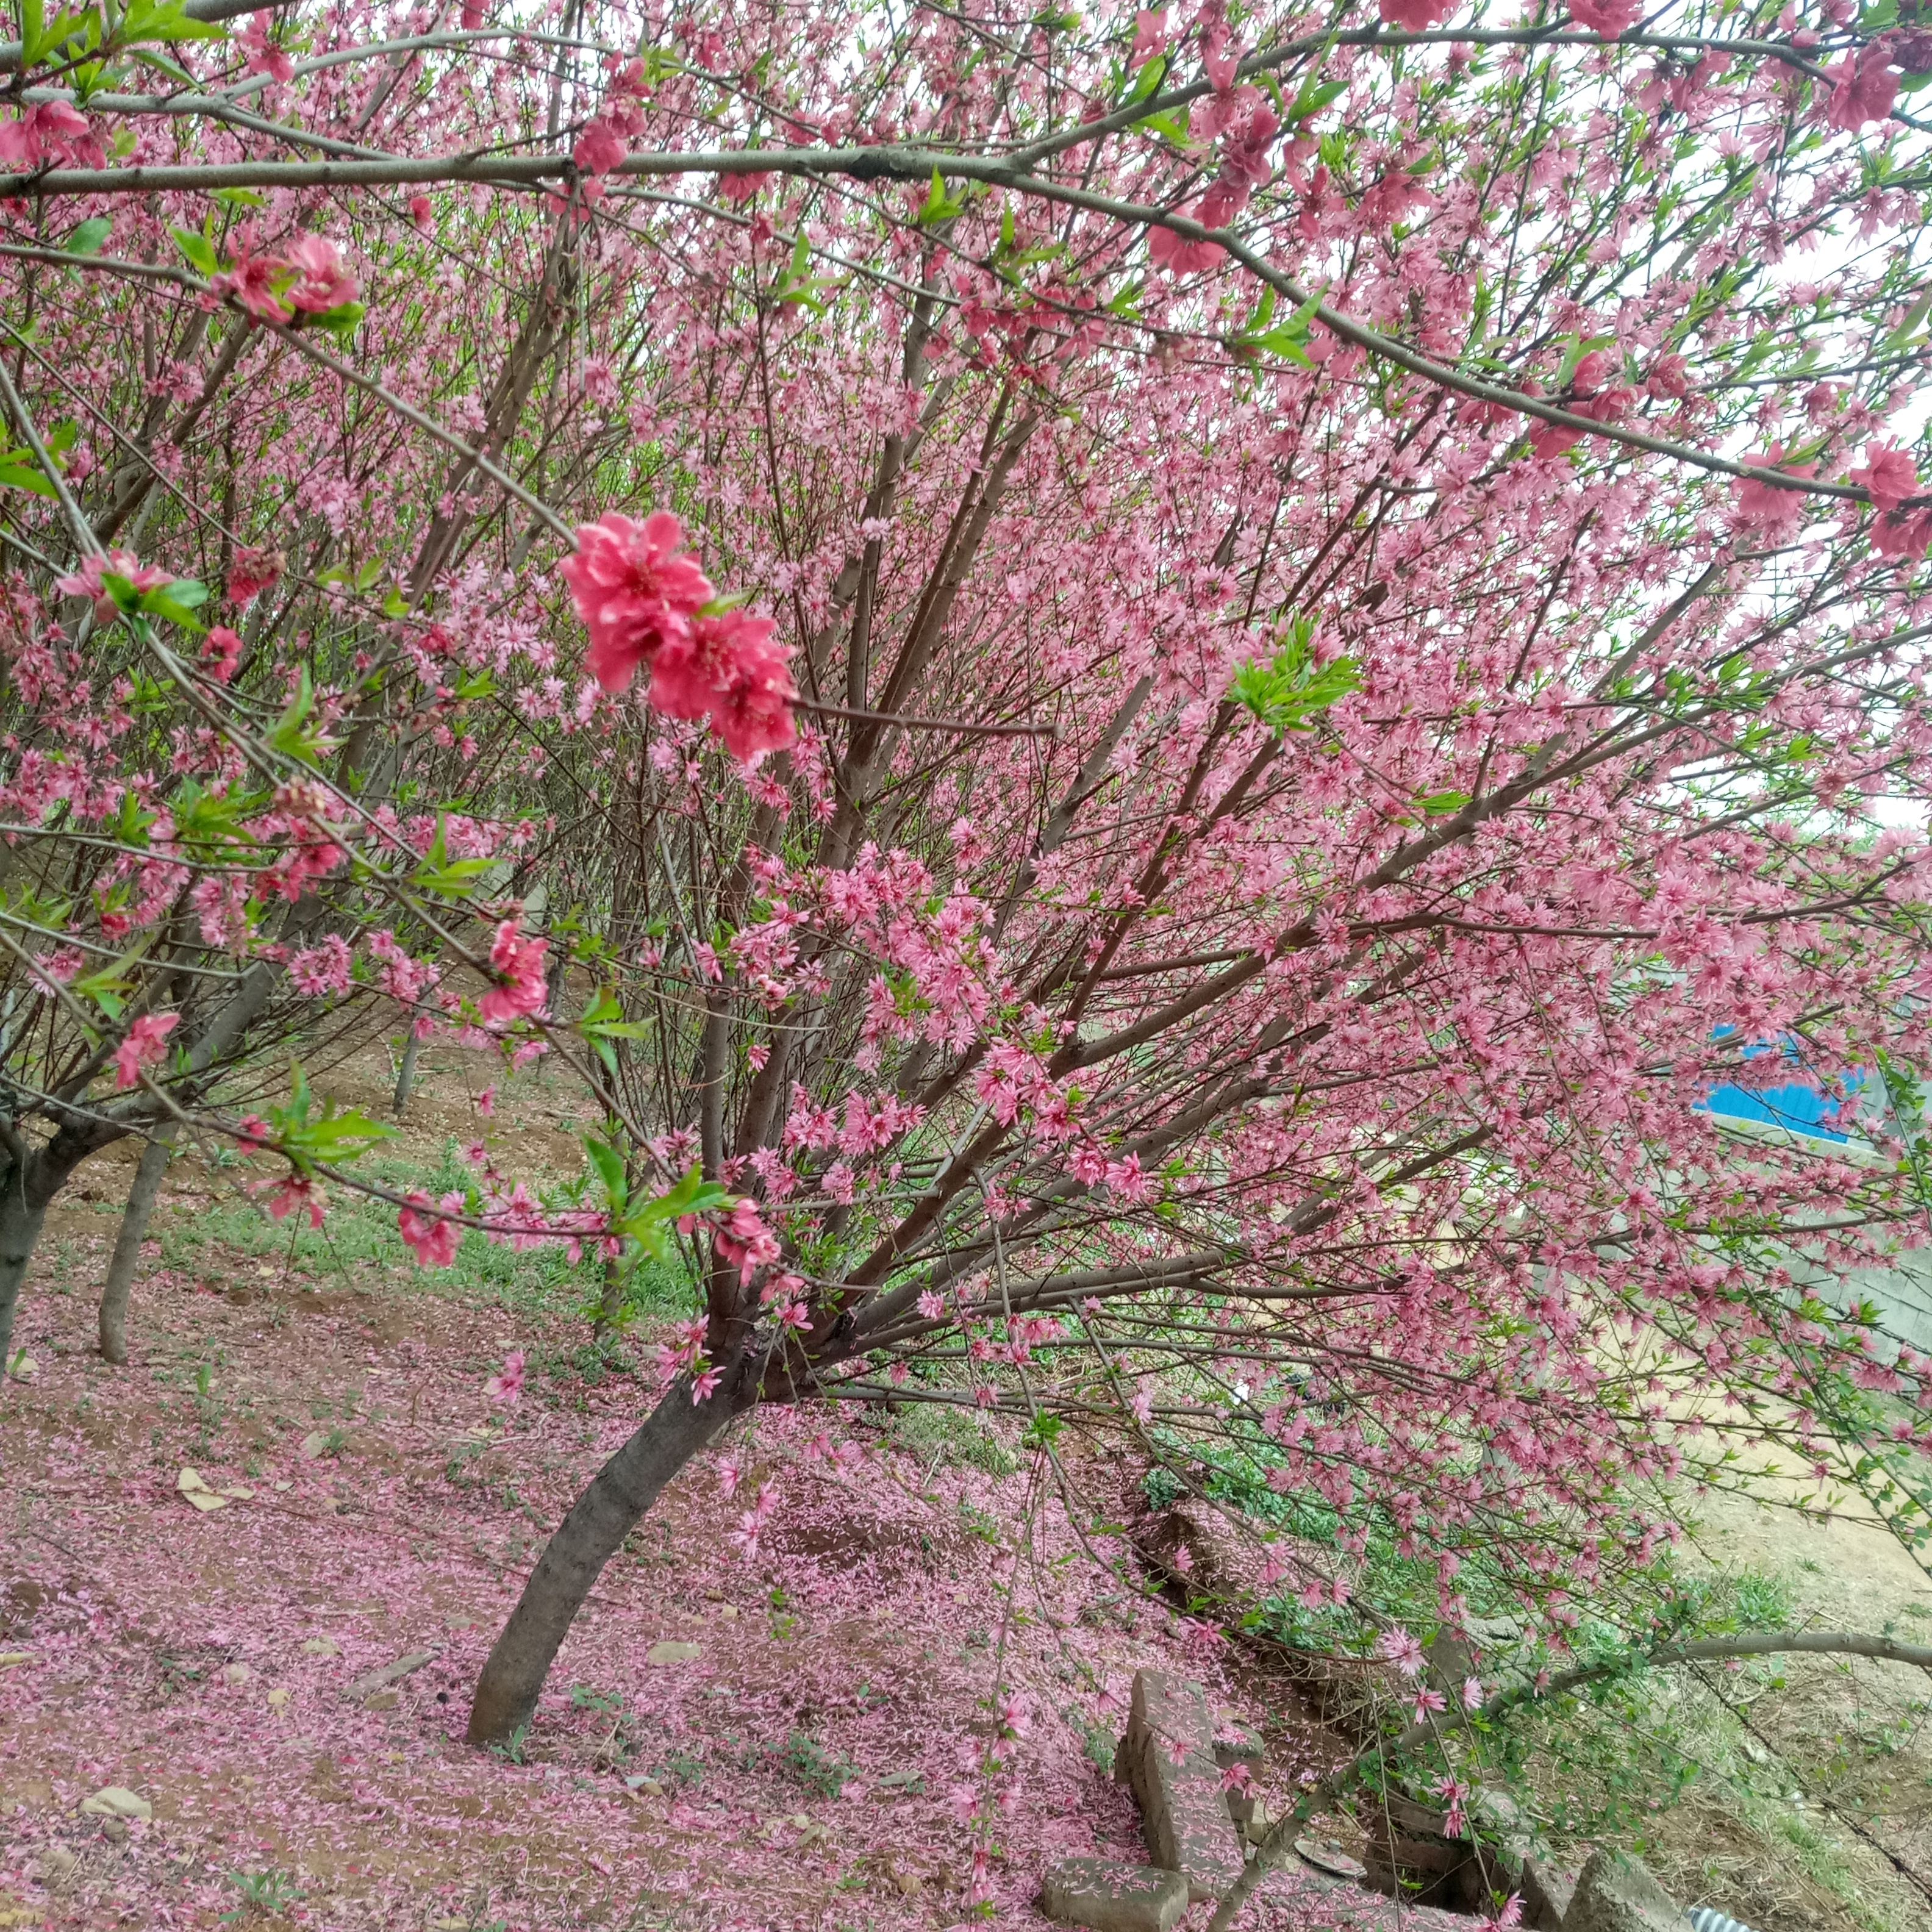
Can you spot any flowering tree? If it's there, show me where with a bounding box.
[2,7,1932,1917]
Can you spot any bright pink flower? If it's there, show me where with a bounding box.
[1378,0,1454,27]
[1822,48,1898,133]
[201,625,245,682]
[237,13,295,82]
[1378,1626,1426,1676]
[560,510,714,695]
[263,1173,326,1227]
[1569,348,1615,396]
[282,236,357,313]
[226,543,282,607]
[55,549,172,622]
[574,118,628,178]
[1850,441,1919,514]
[479,920,549,1026]
[0,101,105,171]
[1148,222,1225,273]
[1130,7,1167,65]
[409,193,434,231]
[1732,449,1816,538]
[210,229,292,323]
[484,1348,525,1402]
[1870,507,1932,561]
[1568,0,1639,36]
[114,1011,179,1089]
[399,1190,466,1267]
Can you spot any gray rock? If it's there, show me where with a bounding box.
[78,1786,151,1822]
[1519,1855,1576,1931]
[1039,1858,1188,1932]
[1122,1672,1245,1903]
[343,1648,439,1699]
[1564,1850,1692,1932]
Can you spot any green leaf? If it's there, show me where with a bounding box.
[918,168,966,226]
[117,0,230,42]
[210,188,267,209]
[64,216,112,257]
[1415,790,1470,817]
[268,667,334,766]
[0,459,55,498]
[623,1163,731,1258]
[1285,77,1345,124]
[171,224,217,277]
[138,579,207,634]
[1236,282,1327,367]
[582,1135,629,1214]
[308,299,365,340]
[1230,615,1361,735]
[1121,51,1167,109]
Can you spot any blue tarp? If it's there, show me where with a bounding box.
[1697,1031,1862,1143]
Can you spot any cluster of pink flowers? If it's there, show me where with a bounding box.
[0,101,105,172]
[560,510,797,762]
[113,1011,178,1090]
[572,56,652,187]
[399,1189,468,1267]
[479,918,548,1026]
[210,227,357,325]
[1849,440,1930,560]
[55,549,171,623]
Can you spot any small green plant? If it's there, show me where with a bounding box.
[487,1720,531,1766]
[772,1730,855,1797]
[220,1868,302,1920]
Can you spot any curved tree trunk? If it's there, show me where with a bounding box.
[99,1125,176,1365]
[466,1372,733,1744]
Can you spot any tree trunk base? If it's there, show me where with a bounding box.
[466,1374,729,1744]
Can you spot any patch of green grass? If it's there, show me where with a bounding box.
[156,1140,690,1321]
[885,1400,1020,1475]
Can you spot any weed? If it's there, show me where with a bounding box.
[771,1730,855,1798]
[487,1721,531,1766]
[220,1868,302,1920]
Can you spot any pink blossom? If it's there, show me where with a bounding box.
[56,549,172,623]
[201,624,245,682]
[1822,47,1898,133]
[1568,0,1639,36]
[1850,441,1919,514]
[263,1173,326,1227]
[399,1190,466,1267]
[409,193,434,230]
[560,510,714,695]
[1129,7,1167,65]
[114,1011,179,1089]
[282,236,357,313]
[226,544,282,607]
[0,101,105,171]
[574,118,629,178]
[237,13,295,82]
[647,607,797,764]
[1378,1626,1426,1676]
[484,1348,526,1402]
[479,920,549,1026]
[1378,0,1454,27]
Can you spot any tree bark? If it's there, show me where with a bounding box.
[465,1370,734,1744]
[393,1029,421,1117]
[98,1126,176,1364]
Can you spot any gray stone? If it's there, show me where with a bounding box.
[1519,1854,1576,1931]
[344,1648,439,1699]
[1564,1850,1692,1932]
[1039,1858,1188,1932]
[1122,1671,1245,1903]
[79,1786,151,1822]
[645,1639,701,1664]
